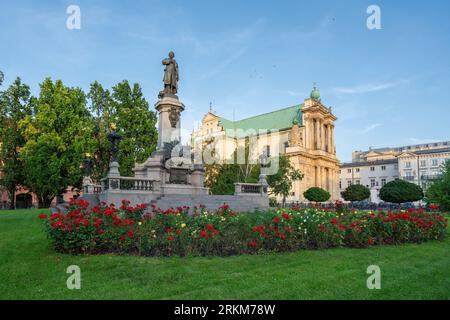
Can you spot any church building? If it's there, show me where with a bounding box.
[191,87,340,203]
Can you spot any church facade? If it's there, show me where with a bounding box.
[191,87,340,203]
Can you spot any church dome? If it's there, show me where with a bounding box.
[310,87,320,100]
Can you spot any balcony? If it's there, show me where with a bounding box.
[420,174,442,181]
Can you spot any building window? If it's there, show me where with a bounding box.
[284,142,289,151]
[420,160,426,167]
[339,180,342,189]
[432,159,438,167]
[356,168,360,172]
[405,161,411,168]
[370,179,376,187]
[381,178,386,186]
[356,180,360,185]
[381,165,386,171]
[347,169,351,173]
[347,180,352,187]
[370,167,375,171]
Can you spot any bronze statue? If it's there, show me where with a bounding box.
[159,51,179,99]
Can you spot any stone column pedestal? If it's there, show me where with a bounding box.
[155,97,185,149]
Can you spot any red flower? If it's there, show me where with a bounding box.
[280,233,285,240]
[166,227,173,233]
[248,239,257,248]
[127,229,134,238]
[98,229,103,235]
[281,213,290,220]
[205,224,214,230]
[330,218,337,225]
[176,229,182,235]
[121,235,126,241]
[167,236,175,241]
[199,230,209,238]
[38,214,48,219]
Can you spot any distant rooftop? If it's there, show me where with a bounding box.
[355,140,450,155]
[341,159,398,168]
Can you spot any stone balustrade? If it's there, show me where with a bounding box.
[234,182,268,195]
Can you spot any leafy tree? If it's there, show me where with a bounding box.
[210,163,240,195]
[21,78,94,208]
[426,160,450,211]
[303,187,330,203]
[0,77,32,209]
[266,154,303,207]
[87,81,114,182]
[379,178,423,205]
[110,80,157,176]
[0,70,4,86]
[207,139,259,195]
[341,184,370,203]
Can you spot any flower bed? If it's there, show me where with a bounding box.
[39,199,448,256]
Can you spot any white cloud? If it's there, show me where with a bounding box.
[333,79,409,94]
[359,123,383,134]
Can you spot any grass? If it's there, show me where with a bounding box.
[0,209,449,300]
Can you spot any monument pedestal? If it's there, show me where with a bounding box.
[155,96,185,149]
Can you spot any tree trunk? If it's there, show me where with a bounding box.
[38,194,54,208]
[282,195,286,208]
[8,188,16,210]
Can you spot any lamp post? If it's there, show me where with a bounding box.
[82,154,93,177]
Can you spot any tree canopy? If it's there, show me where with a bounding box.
[111,80,158,176]
[379,179,423,205]
[266,154,303,207]
[303,187,330,203]
[341,184,370,202]
[426,160,450,211]
[0,77,32,208]
[20,78,94,207]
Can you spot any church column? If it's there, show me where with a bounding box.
[306,117,312,149]
[308,118,313,149]
[321,120,325,151]
[330,125,335,154]
[315,118,320,150]
[326,124,331,153]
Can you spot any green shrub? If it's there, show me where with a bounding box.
[379,179,424,204]
[303,187,330,203]
[341,184,370,202]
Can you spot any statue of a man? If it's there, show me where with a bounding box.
[159,51,179,99]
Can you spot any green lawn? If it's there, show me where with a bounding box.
[0,209,449,300]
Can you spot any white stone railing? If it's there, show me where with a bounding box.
[101,176,156,192]
[234,182,268,195]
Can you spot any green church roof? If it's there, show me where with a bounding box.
[218,104,303,138]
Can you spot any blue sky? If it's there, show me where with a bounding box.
[1,0,449,162]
